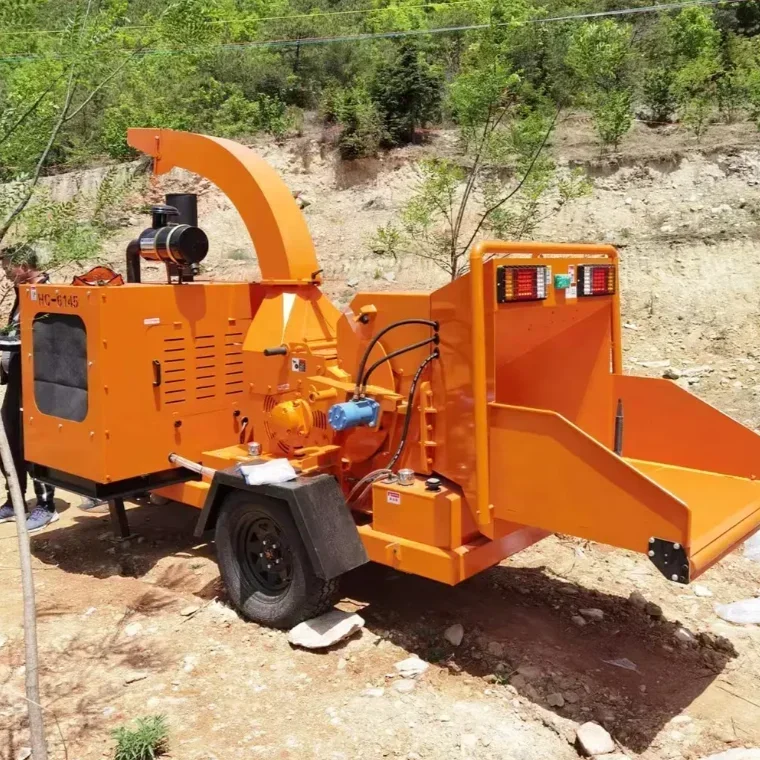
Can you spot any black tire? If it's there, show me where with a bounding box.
[215,490,340,628]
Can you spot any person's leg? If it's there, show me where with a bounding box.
[26,480,59,532]
[33,480,55,511]
[0,356,26,522]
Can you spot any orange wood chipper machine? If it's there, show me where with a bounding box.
[18,128,760,627]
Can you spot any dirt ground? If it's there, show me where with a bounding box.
[3,115,760,759]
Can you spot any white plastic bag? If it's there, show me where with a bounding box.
[240,459,297,486]
[743,531,760,562]
[714,597,760,624]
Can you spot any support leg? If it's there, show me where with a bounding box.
[108,498,131,540]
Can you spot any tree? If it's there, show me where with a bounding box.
[566,20,634,150]
[326,85,385,159]
[371,61,589,279]
[669,7,721,139]
[0,0,152,247]
[371,40,443,145]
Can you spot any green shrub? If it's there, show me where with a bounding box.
[112,715,168,760]
[331,87,385,159]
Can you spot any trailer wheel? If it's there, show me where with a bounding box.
[215,490,340,628]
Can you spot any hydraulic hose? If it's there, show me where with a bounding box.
[348,349,439,507]
[386,349,439,470]
[360,335,439,393]
[353,318,438,397]
[169,453,217,480]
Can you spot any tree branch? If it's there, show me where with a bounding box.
[0,74,65,149]
[458,105,561,260]
[63,45,148,123]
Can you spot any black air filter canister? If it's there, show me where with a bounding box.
[165,193,198,227]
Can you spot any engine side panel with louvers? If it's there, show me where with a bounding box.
[159,329,246,410]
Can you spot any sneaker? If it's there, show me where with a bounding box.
[0,502,15,523]
[26,506,59,533]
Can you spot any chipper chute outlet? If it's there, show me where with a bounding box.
[18,128,760,628]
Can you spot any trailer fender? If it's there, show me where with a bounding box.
[195,469,368,580]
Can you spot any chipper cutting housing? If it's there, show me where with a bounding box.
[19,128,760,627]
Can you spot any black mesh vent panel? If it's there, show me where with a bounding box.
[32,313,88,422]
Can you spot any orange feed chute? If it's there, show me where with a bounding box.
[18,129,760,610]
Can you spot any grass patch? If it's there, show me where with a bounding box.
[112,715,169,760]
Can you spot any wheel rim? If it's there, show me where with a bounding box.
[237,512,294,595]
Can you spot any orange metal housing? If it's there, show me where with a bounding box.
[19,129,760,590]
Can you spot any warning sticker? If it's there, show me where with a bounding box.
[30,288,37,302]
[143,317,160,325]
[387,491,401,505]
[291,357,306,373]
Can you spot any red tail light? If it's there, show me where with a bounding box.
[578,265,615,297]
[497,265,548,303]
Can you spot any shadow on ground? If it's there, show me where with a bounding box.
[342,562,734,754]
[30,499,213,581]
[24,501,736,754]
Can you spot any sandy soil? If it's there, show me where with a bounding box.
[2,115,760,760]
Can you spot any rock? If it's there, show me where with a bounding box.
[394,656,429,678]
[124,622,143,637]
[572,615,587,627]
[629,590,647,608]
[438,714,451,722]
[576,721,616,757]
[288,610,365,650]
[337,657,347,671]
[516,664,543,680]
[682,365,712,377]
[180,605,200,617]
[0,635,6,650]
[124,672,149,685]
[347,277,359,288]
[564,691,579,704]
[637,360,670,369]
[603,657,638,672]
[675,627,697,645]
[487,641,506,658]
[547,692,565,708]
[645,601,663,619]
[444,623,464,647]
[663,368,682,380]
[698,751,760,760]
[362,687,385,698]
[383,272,396,282]
[579,608,604,622]
[460,734,478,750]
[393,679,416,694]
[16,749,31,760]
[82,606,97,617]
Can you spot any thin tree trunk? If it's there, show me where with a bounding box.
[0,418,48,759]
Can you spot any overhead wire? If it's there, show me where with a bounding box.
[0,0,749,62]
[0,0,486,37]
